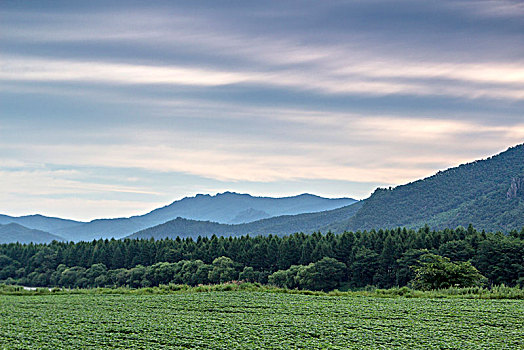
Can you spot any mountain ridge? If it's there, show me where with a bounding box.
[127,201,363,240]
[1,193,356,242]
[2,143,523,243]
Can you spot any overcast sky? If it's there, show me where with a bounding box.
[1,0,523,220]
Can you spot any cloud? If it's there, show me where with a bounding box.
[0,165,380,220]
[0,167,169,220]
[2,4,523,101]
[2,54,523,101]
[0,193,165,222]
[0,168,161,196]
[449,0,524,18]
[0,56,249,86]
[1,1,522,218]
[2,113,522,187]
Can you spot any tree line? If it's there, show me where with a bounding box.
[0,225,522,290]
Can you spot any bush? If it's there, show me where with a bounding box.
[411,254,487,290]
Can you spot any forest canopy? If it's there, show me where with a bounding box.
[0,225,522,291]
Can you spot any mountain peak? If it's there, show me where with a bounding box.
[215,191,247,197]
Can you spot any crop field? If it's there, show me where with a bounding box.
[0,292,523,349]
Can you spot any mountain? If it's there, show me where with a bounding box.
[0,193,356,242]
[0,214,83,232]
[5,143,522,243]
[0,223,64,244]
[127,201,363,240]
[137,192,356,225]
[330,143,524,233]
[130,143,524,239]
[53,192,355,241]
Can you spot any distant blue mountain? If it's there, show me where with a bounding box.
[138,192,356,225]
[0,223,64,244]
[128,201,363,240]
[0,214,83,232]
[0,193,356,242]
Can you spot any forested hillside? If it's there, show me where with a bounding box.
[331,144,524,232]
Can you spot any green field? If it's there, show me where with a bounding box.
[1,292,523,349]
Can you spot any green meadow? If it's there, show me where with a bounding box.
[1,291,522,349]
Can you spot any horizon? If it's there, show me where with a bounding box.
[1,1,523,221]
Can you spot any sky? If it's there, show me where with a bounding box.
[1,0,523,221]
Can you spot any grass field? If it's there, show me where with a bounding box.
[1,291,523,349]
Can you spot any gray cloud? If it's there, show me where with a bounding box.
[0,1,522,219]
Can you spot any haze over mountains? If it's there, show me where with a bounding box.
[1,143,523,244]
[0,193,356,243]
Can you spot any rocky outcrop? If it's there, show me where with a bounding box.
[507,176,523,199]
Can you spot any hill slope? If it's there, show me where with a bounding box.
[0,223,64,244]
[127,201,363,239]
[331,144,524,232]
